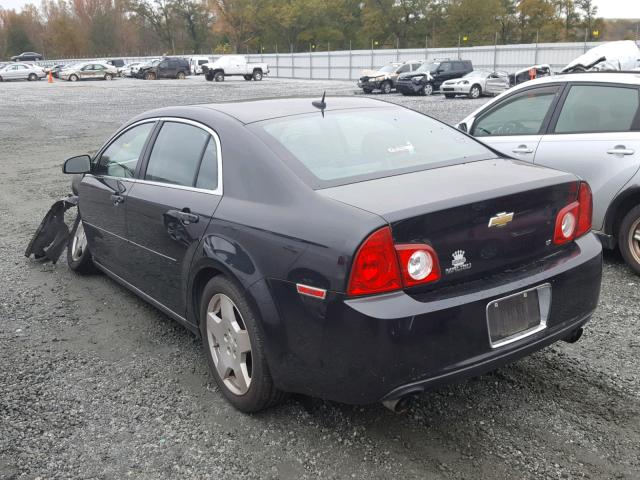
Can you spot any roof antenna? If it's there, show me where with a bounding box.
[312,91,326,117]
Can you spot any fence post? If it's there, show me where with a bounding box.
[349,40,353,81]
[327,42,331,80]
[396,38,400,61]
[534,30,539,65]
[291,43,294,78]
[370,39,375,69]
[309,44,313,80]
[425,35,428,60]
[493,32,498,70]
[583,28,588,53]
[457,34,461,60]
[275,43,279,78]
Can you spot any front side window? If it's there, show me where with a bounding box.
[473,87,559,137]
[145,122,210,187]
[397,64,410,74]
[254,108,492,187]
[95,122,155,177]
[554,85,640,134]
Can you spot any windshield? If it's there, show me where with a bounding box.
[464,70,490,78]
[252,107,493,188]
[377,64,397,73]
[416,62,440,73]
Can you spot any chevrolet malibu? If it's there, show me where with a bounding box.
[28,97,602,412]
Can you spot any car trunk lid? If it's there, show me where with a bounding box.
[319,159,579,288]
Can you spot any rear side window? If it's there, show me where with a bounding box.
[195,137,219,190]
[473,87,559,137]
[397,64,410,74]
[145,122,210,187]
[554,85,640,134]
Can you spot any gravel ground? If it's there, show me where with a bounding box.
[1,76,639,480]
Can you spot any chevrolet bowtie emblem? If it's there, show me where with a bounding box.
[488,212,514,228]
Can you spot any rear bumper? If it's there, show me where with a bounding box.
[256,234,602,404]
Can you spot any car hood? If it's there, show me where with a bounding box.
[562,40,640,72]
[360,69,391,78]
[399,71,432,80]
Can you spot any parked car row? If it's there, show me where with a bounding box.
[358,59,554,98]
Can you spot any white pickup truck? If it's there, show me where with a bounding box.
[202,55,269,82]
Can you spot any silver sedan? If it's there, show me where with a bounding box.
[441,70,510,99]
[0,63,46,82]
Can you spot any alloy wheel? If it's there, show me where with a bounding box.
[628,218,640,265]
[470,86,480,98]
[206,294,253,395]
[71,221,87,262]
[424,84,433,96]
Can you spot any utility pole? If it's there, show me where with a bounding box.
[457,34,461,60]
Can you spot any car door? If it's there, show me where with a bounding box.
[125,119,222,315]
[4,65,19,79]
[534,83,640,231]
[156,60,168,78]
[78,64,92,79]
[470,85,563,162]
[93,64,106,79]
[79,121,156,276]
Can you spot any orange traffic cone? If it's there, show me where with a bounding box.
[48,71,53,83]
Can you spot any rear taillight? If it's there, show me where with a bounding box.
[395,244,440,287]
[347,227,440,297]
[554,181,592,245]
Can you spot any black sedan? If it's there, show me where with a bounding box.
[27,97,602,412]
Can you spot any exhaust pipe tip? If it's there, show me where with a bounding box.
[382,394,417,413]
[563,327,584,344]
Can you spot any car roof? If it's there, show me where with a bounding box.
[194,97,395,124]
[514,71,640,88]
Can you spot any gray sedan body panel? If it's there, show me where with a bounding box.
[458,73,640,237]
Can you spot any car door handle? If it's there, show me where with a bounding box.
[512,145,534,154]
[606,146,635,156]
[169,209,199,225]
[110,194,124,205]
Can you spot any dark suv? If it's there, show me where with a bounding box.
[396,59,473,96]
[138,57,189,80]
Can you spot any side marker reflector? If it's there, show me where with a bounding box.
[296,284,327,299]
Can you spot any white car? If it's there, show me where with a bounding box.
[189,56,210,75]
[202,55,269,82]
[121,62,141,77]
[457,72,640,272]
[562,40,640,73]
[441,70,510,99]
[0,63,46,82]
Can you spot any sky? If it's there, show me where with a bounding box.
[0,0,639,18]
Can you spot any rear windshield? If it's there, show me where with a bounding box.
[252,107,494,188]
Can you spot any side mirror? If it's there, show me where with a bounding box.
[63,155,91,174]
[458,123,468,133]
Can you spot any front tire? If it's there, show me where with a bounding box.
[144,72,156,80]
[205,71,213,81]
[380,80,392,94]
[69,74,78,82]
[28,73,37,81]
[200,276,285,412]
[468,84,481,99]
[67,215,94,274]
[423,83,434,96]
[618,205,640,275]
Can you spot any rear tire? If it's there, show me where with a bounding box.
[67,215,95,274]
[214,71,224,82]
[618,204,640,275]
[243,74,252,81]
[176,71,186,80]
[104,73,113,81]
[200,276,285,412]
[380,80,392,94]
[252,69,263,81]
